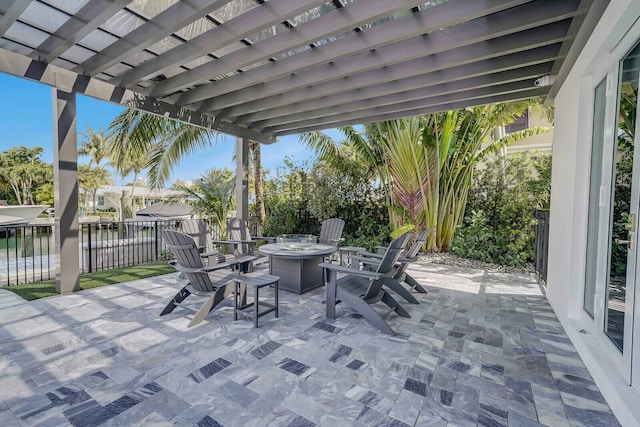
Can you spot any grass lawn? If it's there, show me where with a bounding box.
[3,262,176,301]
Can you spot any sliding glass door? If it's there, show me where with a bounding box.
[594,39,640,383]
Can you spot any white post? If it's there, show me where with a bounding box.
[52,87,80,294]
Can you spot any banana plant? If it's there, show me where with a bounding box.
[301,100,550,251]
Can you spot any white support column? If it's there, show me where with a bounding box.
[236,136,249,221]
[52,87,80,294]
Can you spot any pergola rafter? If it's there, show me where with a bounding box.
[75,0,235,77]
[180,0,543,109]
[193,0,579,116]
[39,0,133,63]
[0,1,32,38]
[114,0,334,90]
[250,63,555,131]
[234,47,560,125]
[213,21,569,128]
[261,80,545,135]
[273,88,548,136]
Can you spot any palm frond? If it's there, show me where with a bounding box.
[299,130,342,163]
[147,124,217,188]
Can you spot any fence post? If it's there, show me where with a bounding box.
[87,223,92,273]
[534,210,550,283]
[155,220,159,261]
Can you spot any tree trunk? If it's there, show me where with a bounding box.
[11,182,22,205]
[249,141,265,235]
[130,170,138,213]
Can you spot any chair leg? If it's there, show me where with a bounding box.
[383,278,419,304]
[160,286,191,316]
[188,287,228,327]
[381,292,410,318]
[325,270,338,319]
[404,273,428,294]
[225,280,246,305]
[337,290,396,335]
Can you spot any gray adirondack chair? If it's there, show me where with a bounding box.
[319,218,345,247]
[320,233,411,335]
[179,219,231,265]
[162,230,253,327]
[319,218,345,266]
[224,217,274,265]
[353,229,431,297]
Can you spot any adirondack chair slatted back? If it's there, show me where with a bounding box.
[163,230,217,293]
[180,219,213,253]
[363,233,410,300]
[405,229,430,260]
[395,229,430,278]
[319,218,345,247]
[227,217,252,255]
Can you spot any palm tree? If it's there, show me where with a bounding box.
[107,108,218,188]
[249,141,266,234]
[107,108,221,216]
[170,169,235,236]
[108,108,269,231]
[78,127,110,167]
[78,164,113,213]
[301,100,550,251]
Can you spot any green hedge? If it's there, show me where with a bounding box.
[451,152,552,267]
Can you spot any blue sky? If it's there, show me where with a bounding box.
[0,73,343,185]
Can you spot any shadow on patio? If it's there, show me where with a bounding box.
[0,262,619,426]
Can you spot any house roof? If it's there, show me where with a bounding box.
[0,0,608,142]
[94,185,183,198]
[135,201,192,217]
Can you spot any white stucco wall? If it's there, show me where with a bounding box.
[549,1,640,425]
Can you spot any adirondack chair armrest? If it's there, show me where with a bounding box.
[230,239,258,245]
[375,245,387,253]
[232,255,256,265]
[253,236,275,243]
[201,255,255,272]
[211,239,256,245]
[356,250,384,259]
[328,237,345,244]
[209,240,237,251]
[200,249,222,257]
[167,256,254,273]
[318,263,383,280]
[170,262,210,274]
[349,254,381,266]
[350,255,415,267]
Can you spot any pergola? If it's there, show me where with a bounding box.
[0,0,607,293]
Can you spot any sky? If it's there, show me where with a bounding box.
[0,72,343,186]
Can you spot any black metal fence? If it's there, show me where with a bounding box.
[0,218,213,286]
[79,219,183,274]
[0,224,55,286]
[534,210,550,283]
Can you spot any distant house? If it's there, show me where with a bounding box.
[505,105,553,154]
[83,185,184,215]
[483,105,554,155]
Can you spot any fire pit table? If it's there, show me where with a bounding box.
[258,236,336,294]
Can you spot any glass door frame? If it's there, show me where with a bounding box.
[627,24,640,391]
[593,29,640,386]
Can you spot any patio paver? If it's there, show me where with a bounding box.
[0,262,619,426]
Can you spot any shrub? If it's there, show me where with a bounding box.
[263,157,390,248]
[451,152,551,266]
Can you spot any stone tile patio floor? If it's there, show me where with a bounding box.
[0,262,620,427]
